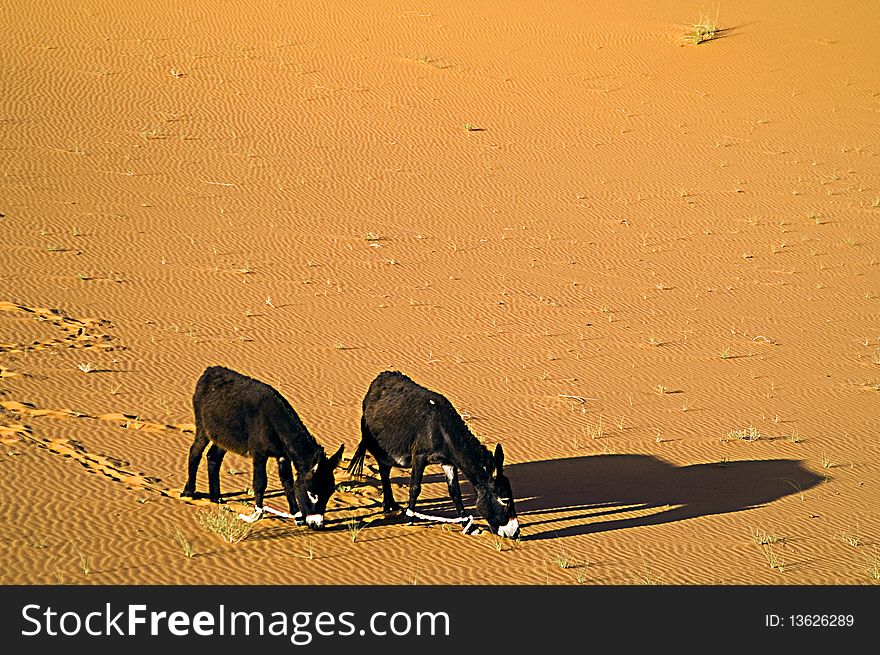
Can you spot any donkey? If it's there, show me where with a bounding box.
[181,366,344,529]
[348,371,520,538]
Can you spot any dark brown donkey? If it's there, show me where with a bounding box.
[348,371,519,538]
[182,366,343,529]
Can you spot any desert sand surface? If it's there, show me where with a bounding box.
[1,0,878,585]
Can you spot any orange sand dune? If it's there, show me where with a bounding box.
[0,0,878,585]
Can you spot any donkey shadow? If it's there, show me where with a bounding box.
[493,455,822,541]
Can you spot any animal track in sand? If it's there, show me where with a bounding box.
[0,399,379,516]
[0,399,202,504]
[0,300,121,355]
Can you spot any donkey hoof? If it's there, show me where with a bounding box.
[180,489,194,498]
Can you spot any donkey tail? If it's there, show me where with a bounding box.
[347,435,369,479]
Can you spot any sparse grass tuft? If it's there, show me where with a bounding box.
[347,519,365,543]
[197,507,252,544]
[585,416,605,440]
[761,543,786,572]
[786,430,804,444]
[726,426,761,442]
[48,558,65,585]
[683,11,720,45]
[279,525,318,560]
[720,347,731,359]
[298,531,316,560]
[408,54,434,65]
[364,232,384,242]
[635,545,662,585]
[69,540,90,575]
[777,477,805,501]
[753,528,785,546]
[552,546,578,570]
[867,550,880,580]
[173,529,195,557]
[77,363,96,373]
[837,528,861,548]
[25,533,48,549]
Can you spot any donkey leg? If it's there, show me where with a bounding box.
[205,444,227,503]
[407,456,429,513]
[251,453,269,509]
[277,457,299,516]
[378,462,401,513]
[442,465,467,517]
[181,428,210,497]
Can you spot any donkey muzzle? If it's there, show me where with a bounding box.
[305,514,325,530]
[496,517,520,539]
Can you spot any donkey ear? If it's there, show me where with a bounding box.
[310,449,324,474]
[328,444,344,469]
[493,443,505,474]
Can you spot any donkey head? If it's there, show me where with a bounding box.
[475,444,520,539]
[296,444,344,529]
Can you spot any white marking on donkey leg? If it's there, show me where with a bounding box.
[442,464,455,483]
[305,514,324,529]
[497,517,520,539]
